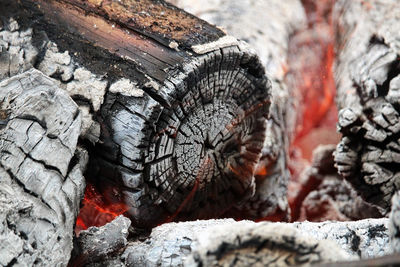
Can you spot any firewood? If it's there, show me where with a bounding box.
[0,69,86,266]
[0,0,271,228]
[168,0,307,220]
[333,0,400,213]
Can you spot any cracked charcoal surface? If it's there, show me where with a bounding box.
[334,0,400,213]
[0,69,86,266]
[94,43,271,227]
[169,0,306,220]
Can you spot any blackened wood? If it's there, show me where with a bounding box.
[333,0,400,213]
[1,0,271,227]
[169,0,306,220]
[0,69,86,266]
[58,0,225,49]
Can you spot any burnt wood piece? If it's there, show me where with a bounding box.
[1,0,271,227]
[333,0,400,213]
[70,216,131,266]
[0,69,86,266]
[168,0,306,220]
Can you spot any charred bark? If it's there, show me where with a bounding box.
[333,0,400,214]
[0,0,271,228]
[0,69,86,266]
[168,0,306,220]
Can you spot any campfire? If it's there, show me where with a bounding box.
[1,0,399,266]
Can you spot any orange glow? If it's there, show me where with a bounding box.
[288,0,338,166]
[255,165,268,176]
[75,183,129,235]
[286,0,340,221]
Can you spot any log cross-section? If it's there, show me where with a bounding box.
[2,0,271,227]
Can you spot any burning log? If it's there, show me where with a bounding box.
[0,0,271,229]
[0,69,86,266]
[333,0,400,214]
[168,0,307,220]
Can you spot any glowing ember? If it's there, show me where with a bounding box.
[288,0,339,162]
[75,183,128,235]
[286,0,340,221]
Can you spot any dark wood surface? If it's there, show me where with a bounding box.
[333,0,400,214]
[1,0,271,228]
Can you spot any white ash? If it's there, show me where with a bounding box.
[66,67,108,112]
[0,18,38,81]
[144,75,160,91]
[36,40,105,140]
[122,219,233,267]
[81,217,394,266]
[168,41,180,51]
[109,78,144,97]
[187,221,355,267]
[0,182,26,266]
[191,35,238,54]
[0,21,106,143]
[293,219,390,259]
[38,42,74,82]
[79,106,101,144]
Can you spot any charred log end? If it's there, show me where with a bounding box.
[7,0,271,228]
[92,45,271,227]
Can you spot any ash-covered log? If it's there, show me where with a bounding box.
[333,0,400,214]
[0,0,271,228]
[0,69,86,266]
